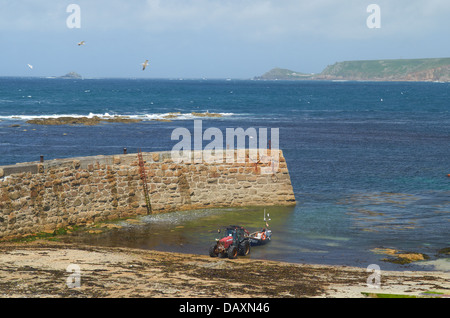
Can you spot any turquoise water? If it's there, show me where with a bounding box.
[1,78,449,270]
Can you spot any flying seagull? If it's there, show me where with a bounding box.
[142,60,149,71]
[27,64,33,69]
[78,41,85,46]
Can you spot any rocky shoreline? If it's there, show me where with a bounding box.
[0,241,448,298]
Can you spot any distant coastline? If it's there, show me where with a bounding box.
[2,57,450,82]
[255,57,450,82]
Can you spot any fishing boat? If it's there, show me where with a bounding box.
[249,209,272,246]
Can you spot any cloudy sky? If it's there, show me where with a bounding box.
[1,0,449,78]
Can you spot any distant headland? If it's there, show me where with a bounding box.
[255,58,450,82]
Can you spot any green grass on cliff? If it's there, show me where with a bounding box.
[321,57,450,79]
[256,57,450,81]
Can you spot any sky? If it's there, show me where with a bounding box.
[1,0,449,78]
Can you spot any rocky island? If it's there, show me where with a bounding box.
[256,57,450,82]
[59,72,83,79]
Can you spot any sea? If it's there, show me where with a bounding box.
[0,77,449,271]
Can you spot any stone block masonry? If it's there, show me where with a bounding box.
[0,149,295,239]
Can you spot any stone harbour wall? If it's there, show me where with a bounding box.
[0,149,295,239]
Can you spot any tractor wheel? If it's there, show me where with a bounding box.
[209,244,218,257]
[238,240,251,256]
[228,245,238,259]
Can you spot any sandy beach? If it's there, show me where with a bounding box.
[0,240,448,298]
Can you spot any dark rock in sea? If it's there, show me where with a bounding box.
[437,247,450,255]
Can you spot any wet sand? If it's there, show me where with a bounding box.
[0,241,448,298]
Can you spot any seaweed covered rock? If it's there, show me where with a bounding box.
[371,248,430,265]
[26,116,142,126]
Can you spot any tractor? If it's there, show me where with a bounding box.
[209,225,251,259]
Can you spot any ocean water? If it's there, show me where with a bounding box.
[0,77,449,271]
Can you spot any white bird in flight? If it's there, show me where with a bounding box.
[27,64,33,69]
[142,60,149,71]
[78,41,85,46]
